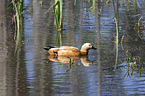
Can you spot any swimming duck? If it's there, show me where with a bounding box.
[43,43,96,56]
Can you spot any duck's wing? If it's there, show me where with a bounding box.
[58,46,80,56]
[60,46,80,52]
[44,46,81,56]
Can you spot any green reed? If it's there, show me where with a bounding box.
[112,0,119,70]
[53,0,63,46]
[112,0,119,43]
[91,0,96,14]
[10,0,23,53]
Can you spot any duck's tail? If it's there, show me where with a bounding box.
[43,46,59,55]
[43,46,54,50]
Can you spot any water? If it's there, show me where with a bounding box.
[0,0,145,96]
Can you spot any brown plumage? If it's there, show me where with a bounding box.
[43,43,96,56]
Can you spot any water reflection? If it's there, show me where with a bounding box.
[47,55,92,67]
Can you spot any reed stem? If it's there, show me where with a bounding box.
[11,0,23,53]
[112,0,119,69]
[53,0,63,46]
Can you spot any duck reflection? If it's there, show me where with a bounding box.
[47,55,92,66]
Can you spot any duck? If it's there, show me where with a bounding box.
[43,43,96,56]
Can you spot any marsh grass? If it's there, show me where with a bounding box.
[53,0,63,46]
[53,0,63,30]
[112,0,119,70]
[124,56,142,77]
[44,0,63,46]
[8,0,23,53]
[112,0,119,43]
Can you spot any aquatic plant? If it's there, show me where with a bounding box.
[112,0,119,70]
[53,0,63,46]
[53,0,63,30]
[44,0,63,46]
[112,0,119,44]
[124,56,142,77]
[8,0,23,53]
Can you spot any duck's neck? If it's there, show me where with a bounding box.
[80,49,88,55]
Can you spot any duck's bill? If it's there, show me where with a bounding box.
[92,46,97,50]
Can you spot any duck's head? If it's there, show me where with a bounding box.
[81,43,96,52]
